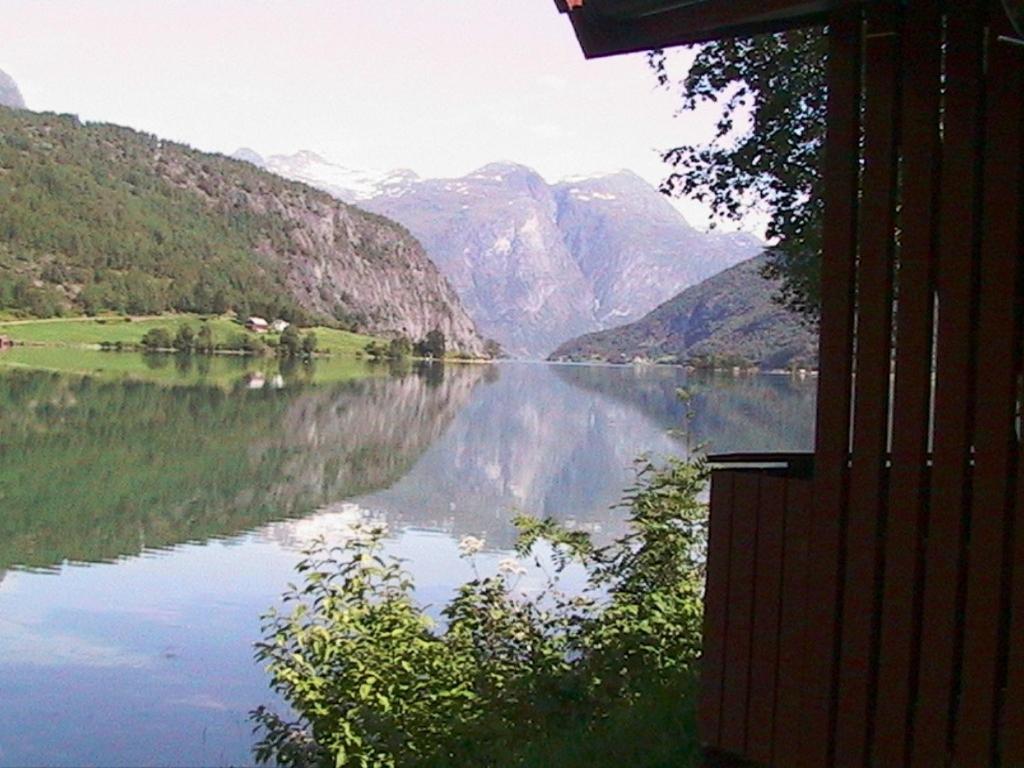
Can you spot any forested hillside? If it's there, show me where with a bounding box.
[549,255,818,369]
[0,107,485,353]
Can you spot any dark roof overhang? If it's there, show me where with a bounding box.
[553,0,869,57]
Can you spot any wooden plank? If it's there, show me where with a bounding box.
[773,478,813,766]
[798,8,862,767]
[954,5,1024,764]
[700,470,737,749]
[910,1,987,765]
[833,6,901,765]
[746,475,787,765]
[720,472,761,756]
[994,18,1024,768]
[871,1,942,765]
[1006,351,1024,763]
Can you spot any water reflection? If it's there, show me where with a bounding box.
[0,360,485,572]
[553,364,818,453]
[0,357,816,767]
[352,364,815,548]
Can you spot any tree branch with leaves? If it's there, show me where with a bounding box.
[651,28,827,318]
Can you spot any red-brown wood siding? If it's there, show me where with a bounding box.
[955,2,1024,762]
[720,472,761,754]
[871,2,941,764]
[912,2,987,764]
[771,479,812,766]
[699,472,736,745]
[995,14,1024,766]
[799,8,861,767]
[696,3,1024,767]
[833,6,901,763]
[746,476,787,765]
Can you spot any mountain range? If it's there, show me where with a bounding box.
[233,148,418,203]
[0,61,772,362]
[549,254,819,370]
[0,68,26,109]
[0,105,485,354]
[236,150,763,357]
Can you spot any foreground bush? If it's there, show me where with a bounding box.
[252,458,709,768]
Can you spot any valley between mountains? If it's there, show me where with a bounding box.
[235,149,770,359]
[1,65,810,367]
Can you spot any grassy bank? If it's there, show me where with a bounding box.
[0,314,380,356]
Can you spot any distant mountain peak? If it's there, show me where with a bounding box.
[292,149,329,164]
[375,168,420,197]
[231,147,264,166]
[383,168,419,183]
[242,149,395,203]
[241,150,761,357]
[0,68,26,110]
[472,161,541,177]
[364,161,760,356]
[557,168,638,184]
[595,168,646,183]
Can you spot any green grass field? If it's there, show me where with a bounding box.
[0,314,381,355]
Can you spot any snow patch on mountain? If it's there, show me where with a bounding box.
[232,148,419,203]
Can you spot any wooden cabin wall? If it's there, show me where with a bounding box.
[699,0,1024,765]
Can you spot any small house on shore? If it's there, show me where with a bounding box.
[245,316,269,333]
[0,335,12,350]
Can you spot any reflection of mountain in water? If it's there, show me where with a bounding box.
[0,361,815,569]
[0,365,485,570]
[355,364,816,548]
[552,365,817,455]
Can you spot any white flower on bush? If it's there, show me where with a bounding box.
[349,520,389,542]
[457,535,484,556]
[497,557,527,577]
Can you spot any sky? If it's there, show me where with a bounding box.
[0,0,754,232]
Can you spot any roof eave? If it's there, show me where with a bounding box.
[557,0,867,58]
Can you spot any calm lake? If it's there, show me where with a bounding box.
[0,351,816,767]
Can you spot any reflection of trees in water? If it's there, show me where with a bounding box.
[0,363,816,569]
[551,365,817,454]
[0,365,486,571]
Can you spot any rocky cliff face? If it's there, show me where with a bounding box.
[238,152,763,357]
[366,163,598,356]
[364,164,760,357]
[549,254,819,369]
[0,69,25,109]
[553,171,761,327]
[163,154,485,353]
